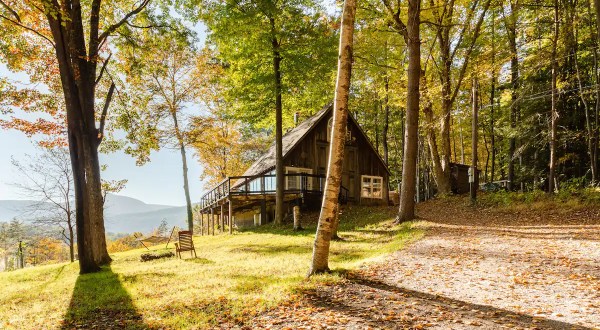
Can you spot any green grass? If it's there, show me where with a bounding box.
[0,206,422,329]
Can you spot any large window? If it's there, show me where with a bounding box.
[361,175,383,199]
[286,167,313,191]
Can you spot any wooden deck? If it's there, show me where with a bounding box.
[199,173,349,214]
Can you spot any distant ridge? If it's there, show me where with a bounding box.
[0,194,188,234]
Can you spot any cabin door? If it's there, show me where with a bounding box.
[342,147,357,200]
[317,144,328,175]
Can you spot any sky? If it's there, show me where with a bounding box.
[0,20,208,207]
[0,111,206,206]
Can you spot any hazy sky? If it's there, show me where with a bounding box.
[0,112,206,206]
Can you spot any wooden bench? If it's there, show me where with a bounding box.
[174,231,197,259]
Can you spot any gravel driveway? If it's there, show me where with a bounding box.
[247,198,600,329]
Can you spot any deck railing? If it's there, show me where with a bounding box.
[200,173,349,210]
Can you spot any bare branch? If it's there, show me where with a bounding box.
[126,21,167,29]
[449,0,491,105]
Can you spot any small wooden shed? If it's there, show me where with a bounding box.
[450,162,480,194]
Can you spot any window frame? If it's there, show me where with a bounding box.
[285,167,313,191]
[361,175,383,199]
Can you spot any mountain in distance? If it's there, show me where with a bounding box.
[0,200,47,221]
[0,194,188,234]
[103,194,174,216]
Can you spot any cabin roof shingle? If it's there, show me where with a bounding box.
[240,103,332,178]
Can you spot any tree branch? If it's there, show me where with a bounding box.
[98,82,115,142]
[97,0,151,45]
[0,14,55,47]
[449,0,479,62]
[381,0,408,42]
[0,0,20,22]
[449,0,491,105]
[126,21,166,29]
[95,53,112,85]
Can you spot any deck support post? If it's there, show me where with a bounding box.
[200,213,204,236]
[220,203,225,233]
[209,208,214,236]
[260,200,267,226]
[229,199,233,234]
[293,205,302,231]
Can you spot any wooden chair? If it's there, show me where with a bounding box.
[174,231,197,259]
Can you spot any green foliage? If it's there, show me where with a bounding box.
[191,0,338,131]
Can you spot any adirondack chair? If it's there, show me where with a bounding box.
[174,231,197,259]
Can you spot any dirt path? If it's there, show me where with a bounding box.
[246,199,600,329]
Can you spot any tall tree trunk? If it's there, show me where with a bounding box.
[505,0,519,191]
[589,0,600,184]
[549,0,559,193]
[432,0,490,195]
[437,1,454,195]
[422,72,446,192]
[471,77,479,204]
[490,77,496,183]
[459,114,465,164]
[271,17,285,225]
[574,23,597,185]
[42,0,126,273]
[375,100,380,150]
[309,0,356,275]
[171,110,194,233]
[68,216,75,263]
[397,0,421,222]
[383,54,390,165]
[490,9,496,183]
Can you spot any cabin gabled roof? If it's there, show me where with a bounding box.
[240,102,390,179]
[240,103,332,178]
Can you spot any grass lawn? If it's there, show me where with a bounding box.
[0,206,422,329]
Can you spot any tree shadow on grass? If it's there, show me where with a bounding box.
[60,266,148,330]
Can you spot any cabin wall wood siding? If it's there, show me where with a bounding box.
[284,111,389,205]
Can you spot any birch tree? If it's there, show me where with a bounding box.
[309,0,356,276]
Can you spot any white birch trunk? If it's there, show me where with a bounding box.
[308,0,356,275]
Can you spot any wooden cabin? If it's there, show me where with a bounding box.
[199,103,390,227]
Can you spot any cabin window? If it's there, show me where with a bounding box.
[286,167,313,191]
[361,175,383,199]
